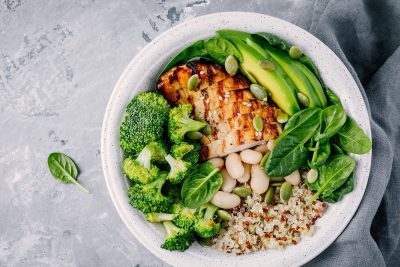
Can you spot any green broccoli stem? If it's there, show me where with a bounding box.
[144,173,167,193]
[137,148,152,170]
[146,213,177,222]
[163,221,180,237]
[204,204,219,220]
[179,117,207,133]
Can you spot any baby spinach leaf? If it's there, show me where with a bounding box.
[322,173,354,203]
[181,162,222,208]
[323,86,342,106]
[308,154,356,202]
[309,141,331,168]
[331,143,344,155]
[333,117,372,154]
[160,40,208,74]
[316,105,347,142]
[204,37,243,65]
[281,107,322,141]
[48,152,90,194]
[265,135,309,177]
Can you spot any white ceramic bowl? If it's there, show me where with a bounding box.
[101,12,371,267]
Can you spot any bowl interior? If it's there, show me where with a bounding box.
[101,12,371,267]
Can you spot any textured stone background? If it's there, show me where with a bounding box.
[0,1,316,266]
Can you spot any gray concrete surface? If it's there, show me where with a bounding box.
[0,1,316,266]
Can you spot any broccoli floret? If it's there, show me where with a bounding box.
[123,156,159,184]
[161,221,195,251]
[120,92,170,154]
[128,172,172,213]
[171,141,201,165]
[165,154,191,184]
[137,140,168,169]
[145,212,177,223]
[170,202,197,230]
[193,203,221,238]
[168,104,206,143]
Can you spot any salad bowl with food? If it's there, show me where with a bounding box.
[101,12,371,266]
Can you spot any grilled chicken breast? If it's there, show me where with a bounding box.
[157,61,282,159]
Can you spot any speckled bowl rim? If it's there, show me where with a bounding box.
[101,12,371,267]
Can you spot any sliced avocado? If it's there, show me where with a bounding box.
[294,61,327,107]
[221,36,300,115]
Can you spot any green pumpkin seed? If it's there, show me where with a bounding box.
[289,46,303,59]
[264,187,274,205]
[187,74,200,90]
[307,169,319,183]
[232,186,252,198]
[277,113,289,124]
[217,210,232,221]
[259,59,275,71]
[271,182,284,187]
[260,151,271,167]
[253,115,264,132]
[250,84,268,101]
[186,131,202,140]
[297,92,310,107]
[280,182,292,202]
[201,123,212,136]
[225,55,239,76]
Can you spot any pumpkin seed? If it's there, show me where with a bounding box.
[201,123,212,136]
[250,84,268,101]
[187,74,200,90]
[289,46,303,59]
[253,115,264,132]
[232,186,252,198]
[277,113,289,123]
[307,169,319,183]
[186,131,202,140]
[225,55,239,76]
[280,182,292,202]
[264,187,274,205]
[297,92,310,107]
[259,59,275,71]
[217,210,232,221]
[260,151,271,167]
[271,182,284,187]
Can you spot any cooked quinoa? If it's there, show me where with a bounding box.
[212,183,327,255]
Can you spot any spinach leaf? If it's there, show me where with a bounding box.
[160,40,208,74]
[316,105,347,142]
[309,141,331,168]
[204,37,243,65]
[48,152,90,194]
[333,117,372,154]
[265,135,309,177]
[331,143,344,155]
[309,154,356,202]
[322,173,354,203]
[181,162,223,208]
[323,86,342,106]
[281,108,322,140]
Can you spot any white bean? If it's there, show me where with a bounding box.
[221,169,237,193]
[254,144,269,154]
[225,153,245,179]
[250,164,270,194]
[284,170,301,186]
[240,149,263,164]
[211,191,241,209]
[208,157,224,169]
[236,163,251,183]
[267,139,275,151]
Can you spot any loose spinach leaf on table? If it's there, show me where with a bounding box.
[308,154,356,202]
[265,135,309,177]
[309,141,331,168]
[322,173,354,203]
[333,117,372,154]
[316,105,347,142]
[48,152,90,194]
[160,40,208,75]
[203,37,243,65]
[181,162,222,208]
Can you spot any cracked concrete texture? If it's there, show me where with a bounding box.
[0,0,315,266]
